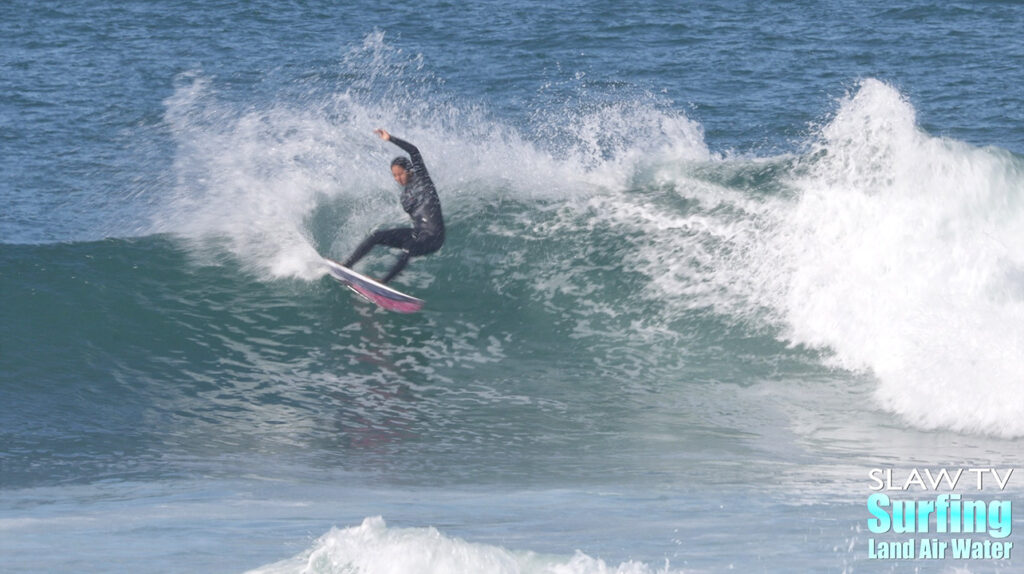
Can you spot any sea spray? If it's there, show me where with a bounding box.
[152,33,711,284]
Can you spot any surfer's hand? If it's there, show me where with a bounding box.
[374,129,391,141]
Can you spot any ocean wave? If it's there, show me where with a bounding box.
[248,517,677,574]
[10,33,1022,442]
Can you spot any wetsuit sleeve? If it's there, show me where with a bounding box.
[388,135,425,173]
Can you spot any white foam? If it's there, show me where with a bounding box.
[637,79,1024,436]
[247,516,678,574]
[593,79,1024,437]
[780,79,1024,436]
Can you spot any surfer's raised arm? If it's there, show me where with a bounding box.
[376,129,426,176]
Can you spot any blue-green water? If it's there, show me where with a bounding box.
[3,2,1024,572]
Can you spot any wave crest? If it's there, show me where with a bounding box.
[248,517,676,574]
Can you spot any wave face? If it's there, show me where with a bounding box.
[149,47,1024,439]
[4,48,1024,493]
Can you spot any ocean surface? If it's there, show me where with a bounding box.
[3,1,1024,572]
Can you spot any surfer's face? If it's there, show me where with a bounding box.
[391,165,410,186]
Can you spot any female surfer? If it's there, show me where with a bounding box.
[342,129,445,284]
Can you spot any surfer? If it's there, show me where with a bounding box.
[342,129,445,284]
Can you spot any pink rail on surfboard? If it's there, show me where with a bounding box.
[323,258,424,313]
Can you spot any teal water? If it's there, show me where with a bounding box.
[3,1,1024,572]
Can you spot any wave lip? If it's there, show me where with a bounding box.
[780,79,1024,437]
[248,516,677,574]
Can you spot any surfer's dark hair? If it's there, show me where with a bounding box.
[391,157,412,171]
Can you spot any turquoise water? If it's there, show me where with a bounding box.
[3,2,1024,572]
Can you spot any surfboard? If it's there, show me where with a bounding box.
[323,258,424,313]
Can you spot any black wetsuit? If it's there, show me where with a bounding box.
[343,136,445,283]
